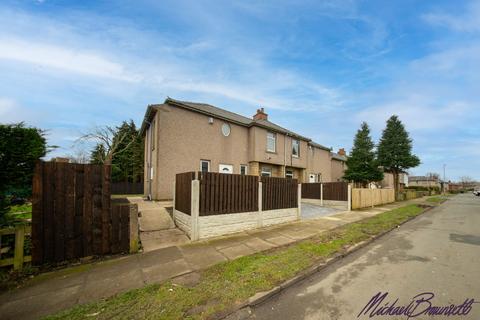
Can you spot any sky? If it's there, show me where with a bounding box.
[0,0,479,181]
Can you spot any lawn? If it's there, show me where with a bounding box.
[426,196,446,203]
[45,204,426,320]
[5,203,32,221]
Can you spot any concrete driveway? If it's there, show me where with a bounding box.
[249,194,480,320]
[301,201,342,220]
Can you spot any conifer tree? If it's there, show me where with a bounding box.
[343,122,383,186]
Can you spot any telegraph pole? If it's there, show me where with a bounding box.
[443,164,446,194]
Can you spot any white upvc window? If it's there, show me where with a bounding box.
[200,160,210,173]
[261,166,272,177]
[285,169,294,179]
[292,139,300,157]
[150,119,156,151]
[240,165,248,175]
[267,132,276,152]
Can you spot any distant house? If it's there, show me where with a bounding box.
[408,176,440,188]
[140,98,347,200]
[330,148,347,182]
[380,171,409,189]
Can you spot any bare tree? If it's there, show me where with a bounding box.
[64,146,90,164]
[460,176,475,188]
[76,125,136,165]
[426,172,440,180]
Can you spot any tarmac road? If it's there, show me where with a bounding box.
[249,194,480,320]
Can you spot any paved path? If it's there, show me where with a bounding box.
[0,197,430,319]
[249,194,480,320]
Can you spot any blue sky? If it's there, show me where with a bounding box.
[1,0,479,181]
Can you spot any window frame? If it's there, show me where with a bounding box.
[240,164,248,175]
[292,139,300,157]
[200,160,210,173]
[261,166,272,177]
[285,169,294,179]
[267,132,276,152]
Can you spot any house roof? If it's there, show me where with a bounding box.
[330,152,347,162]
[409,176,438,181]
[140,98,331,151]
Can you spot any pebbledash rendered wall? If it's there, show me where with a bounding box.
[173,179,301,241]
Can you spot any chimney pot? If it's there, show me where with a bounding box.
[253,107,268,121]
[338,148,346,156]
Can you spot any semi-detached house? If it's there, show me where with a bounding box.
[140,98,346,200]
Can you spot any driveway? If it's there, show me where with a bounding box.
[301,201,342,220]
[250,194,480,319]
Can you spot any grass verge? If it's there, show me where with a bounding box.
[45,204,426,320]
[426,196,446,203]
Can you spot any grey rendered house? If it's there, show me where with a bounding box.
[140,98,346,200]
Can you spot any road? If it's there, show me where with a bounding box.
[249,194,480,320]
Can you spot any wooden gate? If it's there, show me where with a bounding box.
[31,161,131,265]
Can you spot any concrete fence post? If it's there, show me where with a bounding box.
[297,183,302,220]
[348,183,352,211]
[172,180,176,211]
[191,179,200,241]
[257,181,263,228]
[129,204,140,253]
[320,183,324,206]
[371,187,374,208]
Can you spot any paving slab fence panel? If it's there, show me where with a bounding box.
[351,188,395,209]
[31,161,137,265]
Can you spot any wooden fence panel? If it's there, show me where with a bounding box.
[351,188,395,209]
[175,172,195,215]
[199,172,258,216]
[261,177,298,211]
[301,183,320,199]
[111,182,144,195]
[31,161,131,265]
[323,182,348,201]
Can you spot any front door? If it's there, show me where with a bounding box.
[219,164,234,174]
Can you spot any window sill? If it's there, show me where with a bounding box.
[266,150,277,154]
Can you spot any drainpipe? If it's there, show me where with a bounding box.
[145,120,153,201]
[284,133,288,177]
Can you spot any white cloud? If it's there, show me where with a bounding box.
[423,1,480,32]
[0,38,138,82]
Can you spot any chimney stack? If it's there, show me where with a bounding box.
[253,108,268,121]
[338,148,346,156]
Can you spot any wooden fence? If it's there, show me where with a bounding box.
[301,182,348,201]
[351,188,395,209]
[111,182,144,195]
[31,161,134,265]
[323,182,348,201]
[301,183,320,199]
[175,172,196,215]
[199,172,258,216]
[0,224,31,270]
[261,176,298,211]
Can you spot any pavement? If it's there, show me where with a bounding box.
[248,194,480,320]
[0,196,432,320]
[129,197,190,252]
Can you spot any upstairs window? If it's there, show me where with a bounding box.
[267,132,276,152]
[292,139,300,157]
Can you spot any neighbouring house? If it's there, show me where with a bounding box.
[140,98,345,200]
[330,148,347,182]
[408,175,440,188]
[380,171,409,189]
